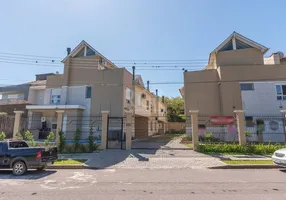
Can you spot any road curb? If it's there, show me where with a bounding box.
[209,164,283,169]
[47,165,97,169]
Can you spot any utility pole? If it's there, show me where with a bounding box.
[156,89,159,122]
[132,66,136,116]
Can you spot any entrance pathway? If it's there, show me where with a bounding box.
[83,149,225,169]
[131,135,191,149]
[60,135,225,169]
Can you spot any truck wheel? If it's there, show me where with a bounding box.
[12,161,27,176]
[36,165,47,171]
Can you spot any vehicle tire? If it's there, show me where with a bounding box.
[36,165,47,171]
[12,161,27,176]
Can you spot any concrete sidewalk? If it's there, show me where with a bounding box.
[214,154,272,161]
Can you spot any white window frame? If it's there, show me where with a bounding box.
[51,95,61,104]
[240,83,254,91]
[275,84,286,101]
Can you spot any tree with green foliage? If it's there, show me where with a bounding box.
[44,132,55,146]
[74,128,81,152]
[163,97,185,122]
[0,132,6,141]
[16,132,23,140]
[88,126,95,152]
[24,130,35,146]
[58,131,66,153]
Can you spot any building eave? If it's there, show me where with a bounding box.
[61,40,117,68]
[211,31,269,54]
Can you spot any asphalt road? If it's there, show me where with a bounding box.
[0,168,285,200]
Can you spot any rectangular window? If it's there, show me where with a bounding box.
[126,88,132,101]
[51,95,60,104]
[146,100,149,110]
[240,83,254,91]
[7,94,19,99]
[86,86,92,99]
[276,85,286,100]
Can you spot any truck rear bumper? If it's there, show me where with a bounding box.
[28,157,58,168]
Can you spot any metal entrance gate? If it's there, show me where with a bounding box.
[107,117,125,149]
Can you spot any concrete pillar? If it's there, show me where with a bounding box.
[13,111,24,139]
[186,116,192,136]
[101,111,109,150]
[280,110,286,143]
[234,110,246,145]
[125,111,132,150]
[27,110,33,129]
[163,122,166,135]
[189,110,199,151]
[56,110,65,146]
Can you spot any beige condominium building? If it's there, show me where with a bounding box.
[25,40,167,140]
[180,32,286,142]
[134,75,167,138]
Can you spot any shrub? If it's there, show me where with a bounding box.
[181,136,192,143]
[245,131,252,138]
[24,130,35,146]
[74,128,81,152]
[0,132,6,141]
[63,144,73,153]
[204,132,213,142]
[44,132,55,146]
[80,144,88,153]
[198,143,285,155]
[88,126,96,152]
[59,131,66,153]
[16,132,23,140]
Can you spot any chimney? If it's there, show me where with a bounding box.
[67,47,71,55]
[147,81,150,91]
[162,96,165,103]
[156,89,158,97]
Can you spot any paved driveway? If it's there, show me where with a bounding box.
[132,135,191,149]
[61,135,224,169]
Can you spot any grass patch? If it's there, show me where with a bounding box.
[54,159,87,165]
[184,143,193,148]
[198,143,285,155]
[223,160,274,165]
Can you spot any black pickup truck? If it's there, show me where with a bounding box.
[0,140,58,176]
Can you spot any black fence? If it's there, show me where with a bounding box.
[193,115,286,143]
[197,116,238,142]
[244,115,285,143]
[0,115,15,138]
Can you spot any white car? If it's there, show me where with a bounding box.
[272,149,286,167]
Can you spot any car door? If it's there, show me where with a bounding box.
[0,143,8,168]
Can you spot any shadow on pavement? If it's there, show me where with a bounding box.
[279,169,286,173]
[85,135,199,169]
[0,170,57,180]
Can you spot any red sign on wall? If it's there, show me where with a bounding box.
[210,116,235,125]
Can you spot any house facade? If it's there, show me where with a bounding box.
[24,41,167,141]
[24,41,134,140]
[134,75,167,138]
[0,74,52,136]
[181,32,286,142]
